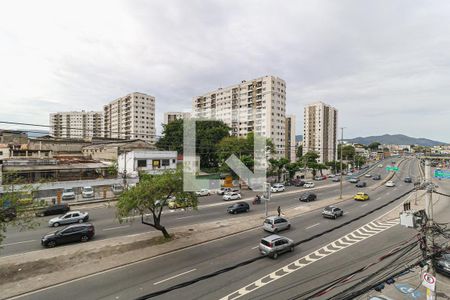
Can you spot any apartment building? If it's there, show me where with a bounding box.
[49,111,103,139]
[163,112,191,125]
[193,75,286,157]
[104,92,156,144]
[285,115,296,162]
[303,101,338,163]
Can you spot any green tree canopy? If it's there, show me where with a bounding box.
[296,145,303,160]
[368,142,381,151]
[338,145,356,160]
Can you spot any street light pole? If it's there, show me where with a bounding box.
[339,127,344,199]
[424,159,436,300]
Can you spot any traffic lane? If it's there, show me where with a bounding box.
[15,175,419,300]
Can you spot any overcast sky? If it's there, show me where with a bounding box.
[1,0,450,142]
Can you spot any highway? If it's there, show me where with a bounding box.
[7,157,425,300]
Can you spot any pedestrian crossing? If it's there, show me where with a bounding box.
[220,219,399,300]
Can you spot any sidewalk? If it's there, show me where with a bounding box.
[0,192,356,299]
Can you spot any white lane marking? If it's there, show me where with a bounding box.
[220,219,398,300]
[176,215,197,220]
[361,203,368,207]
[305,223,320,230]
[343,212,349,215]
[103,225,130,231]
[2,240,36,247]
[251,246,259,250]
[376,197,381,200]
[153,268,197,285]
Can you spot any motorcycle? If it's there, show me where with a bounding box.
[252,196,262,205]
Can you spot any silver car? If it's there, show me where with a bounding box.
[48,211,89,227]
[82,186,94,198]
[259,234,295,259]
[263,216,291,233]
[61,188,76,200]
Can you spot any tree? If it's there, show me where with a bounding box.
[325,160,347,173]
[354,155,367,168]
[296,145,303,160]
[107,160,118,177]
[116,169,197,239]
[338,145,356,161]
[156,119,230,169]
[316,163,328,176]
[285,162,300,180]
[368,142,381,151]
[269,157,290,182]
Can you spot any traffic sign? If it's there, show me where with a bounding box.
[421,272,436,291]
[434,169,450,179]
[386,166,399,172]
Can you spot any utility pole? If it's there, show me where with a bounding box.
[339,127,344,199]
[122,151,128,189]
[424,159,436,300]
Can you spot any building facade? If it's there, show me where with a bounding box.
[303,101,338,163]
[117,150,177,176]
[163,112,191,125]
[285,115,296,162]
[50,111,103,139]
[103,92,156,144]
[193,75,287,157]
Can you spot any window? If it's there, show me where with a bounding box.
[161,159,170,166]
[137,160,147,167]
[152,160,160,169]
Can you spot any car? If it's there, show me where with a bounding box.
[314,176,326,181]
[35,204,70,217]
[258,234,295,259]
[196,189,211,196]
[48,211,89,227]
[167,198,193,209]
[385,180,395,187]
[303,182,315,188]
[354,192,370,201]
[378,164,383,168]
[332,177,341,182]
[434,253,450,277]
[291,179,305,187]
[372,174,381,180]
[227,202,250,214]
[61,188,76,201]
[348,177,359,183]
[111,184,124,195]
[299,192,317,202]
[0,207,17,221]
[223,192,241,201]
[365,174,372,178]
[82,186,94,198]
[356,181,367,188]
[404,177,412,183]
[322,206,343,219]
[263,216,291,233]
[217,187,239,195]
[347,172,353,176]
[327,174,335,178]
[41,223,95,248]
[271,184,285,193]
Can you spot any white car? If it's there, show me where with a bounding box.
[328,174,335,178]
[61,188,76,200]
[385,180,396,187]
[304,182,315,188]
[196,189,211,196]
[223,192,241,201]
[48,211,89,227]
[271,184,285,193]
[365,174,372,178]
[82,186,94,198]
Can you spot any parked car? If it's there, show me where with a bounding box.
[227,202,250,214]
[292,179,305,187]
[111,184,124,195]
[328,174,335,178]
[404,177,412,183]
[196,189,211,196]
[0,207,17,222]
[385,180,396,187]
[217,187,239,195]
[354,192,370,201]
[348,177,359,183]
[299,192,317,202]
[223,192,241,201]
[263,216,291,233]
[61,188,76,201]
[271,184,285,193]
[314,176,326,181]
[48,211,89,227]
[322,206,343,219]
[372,174,381,180]
[378,164,383,168]
[258,234,295,259]
[434,252,450,277]
[365,174,372,178]
[356,181,367,188]
[303,182,315,188]
[35,204,70,217]
[82,186,94,198]
[332,177,341,182]
[41,223,95,248]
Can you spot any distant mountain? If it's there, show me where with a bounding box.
[295,135,303,143]
[346,134,447,147]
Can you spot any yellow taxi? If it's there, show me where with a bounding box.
[354,192,370,201]
[168,198,194,209]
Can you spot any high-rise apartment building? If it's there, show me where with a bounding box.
[50,111,103,139]
[285,115,296,162]
[163,112,191,125]
[303,101,337,163]
[104,92,156,143]
[193,75,286,156]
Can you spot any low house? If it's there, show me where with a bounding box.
[82,140,155,161]
[117,150,177,177]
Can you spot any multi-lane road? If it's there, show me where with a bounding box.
[5,157,430,300]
